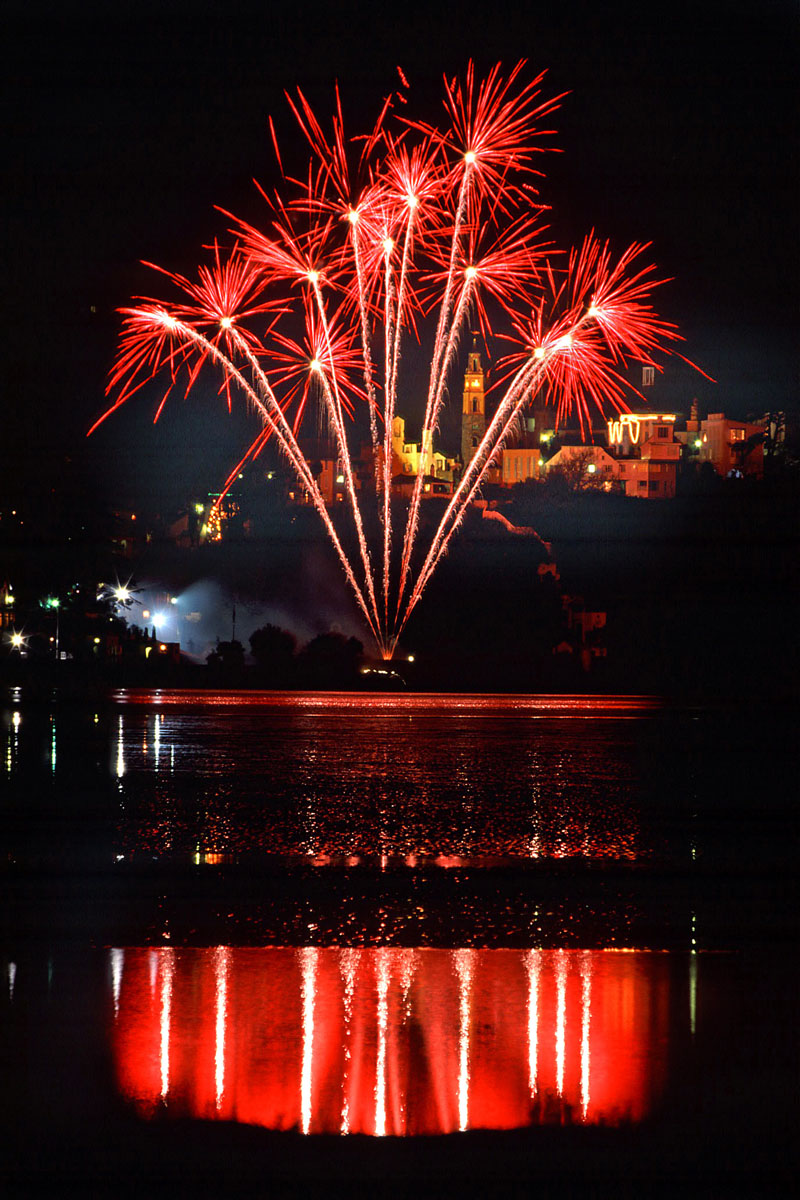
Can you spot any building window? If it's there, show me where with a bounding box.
[638,480,647,491]
[472,436,478,448]
[642,366,655,387]
[649,480,658,492]
[657,425,668,438]
[472,399,479,413]
[730,428,746,441]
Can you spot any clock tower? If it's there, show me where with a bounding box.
[461,337,485,470]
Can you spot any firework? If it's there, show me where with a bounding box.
[93,63,696,658]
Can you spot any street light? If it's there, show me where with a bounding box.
[43,597,61,659]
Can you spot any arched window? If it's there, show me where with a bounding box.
[472,435,478,448]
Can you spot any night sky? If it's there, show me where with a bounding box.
[3,0,797,512]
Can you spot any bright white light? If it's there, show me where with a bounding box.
[464,265,478,280]
[347,209,359,225]
[152,612,165,628]
[533,346,546,360]
[306,270,319,284]
[587,463,597,474]
[587,304,599,317]
[113,585,131,602]
[464,150,476,164]
[382,237,394,255]
[309,358,322,374]
[407,194,419,209]
[219,316,233,330]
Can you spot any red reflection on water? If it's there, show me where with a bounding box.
[111,947,669,1135]
[110,690,660,715]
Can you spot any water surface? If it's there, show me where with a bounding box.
[1,689,796,1187]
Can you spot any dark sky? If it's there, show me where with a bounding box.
[2,0,798,510]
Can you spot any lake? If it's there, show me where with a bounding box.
[1,690,797,1193]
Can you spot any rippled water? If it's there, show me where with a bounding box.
[1,689,796,1180]
[108,692,654,865]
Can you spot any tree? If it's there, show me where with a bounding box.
[299,632,363,687]
[249,623,296,683]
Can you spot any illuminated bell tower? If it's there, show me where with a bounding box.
[461,337,485,470]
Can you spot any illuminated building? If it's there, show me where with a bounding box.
[544,444,618,489]
[461,336,486,470]
[390,417,456,497]
[604,412,682,498]
[676,411,764,479]
[501,438,546,485]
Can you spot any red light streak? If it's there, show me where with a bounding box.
[93,65,700,658]
[110,946,671,1135]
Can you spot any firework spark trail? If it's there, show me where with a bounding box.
[395,353,544,647]
[349,216,381,469]
[308,277,381,631]
[171,313,381,642]
[395,268,477,619]
[382,236,396,621]
[231,324,383,644]
[383,202,422,616]
[397,229,697,634]
[95,63,700,659]
[398,288,614,633]
[395,163,474,609]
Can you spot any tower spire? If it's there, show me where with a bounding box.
[461,333,485,469]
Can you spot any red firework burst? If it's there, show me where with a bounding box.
[93,63,704,657]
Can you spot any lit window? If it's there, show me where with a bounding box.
[642,366,655,387]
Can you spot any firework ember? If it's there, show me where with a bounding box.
[93,62,695,659]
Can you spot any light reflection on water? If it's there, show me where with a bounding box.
[109,946,672,1136]
[104,694,649,864]
[110,691,662,714]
